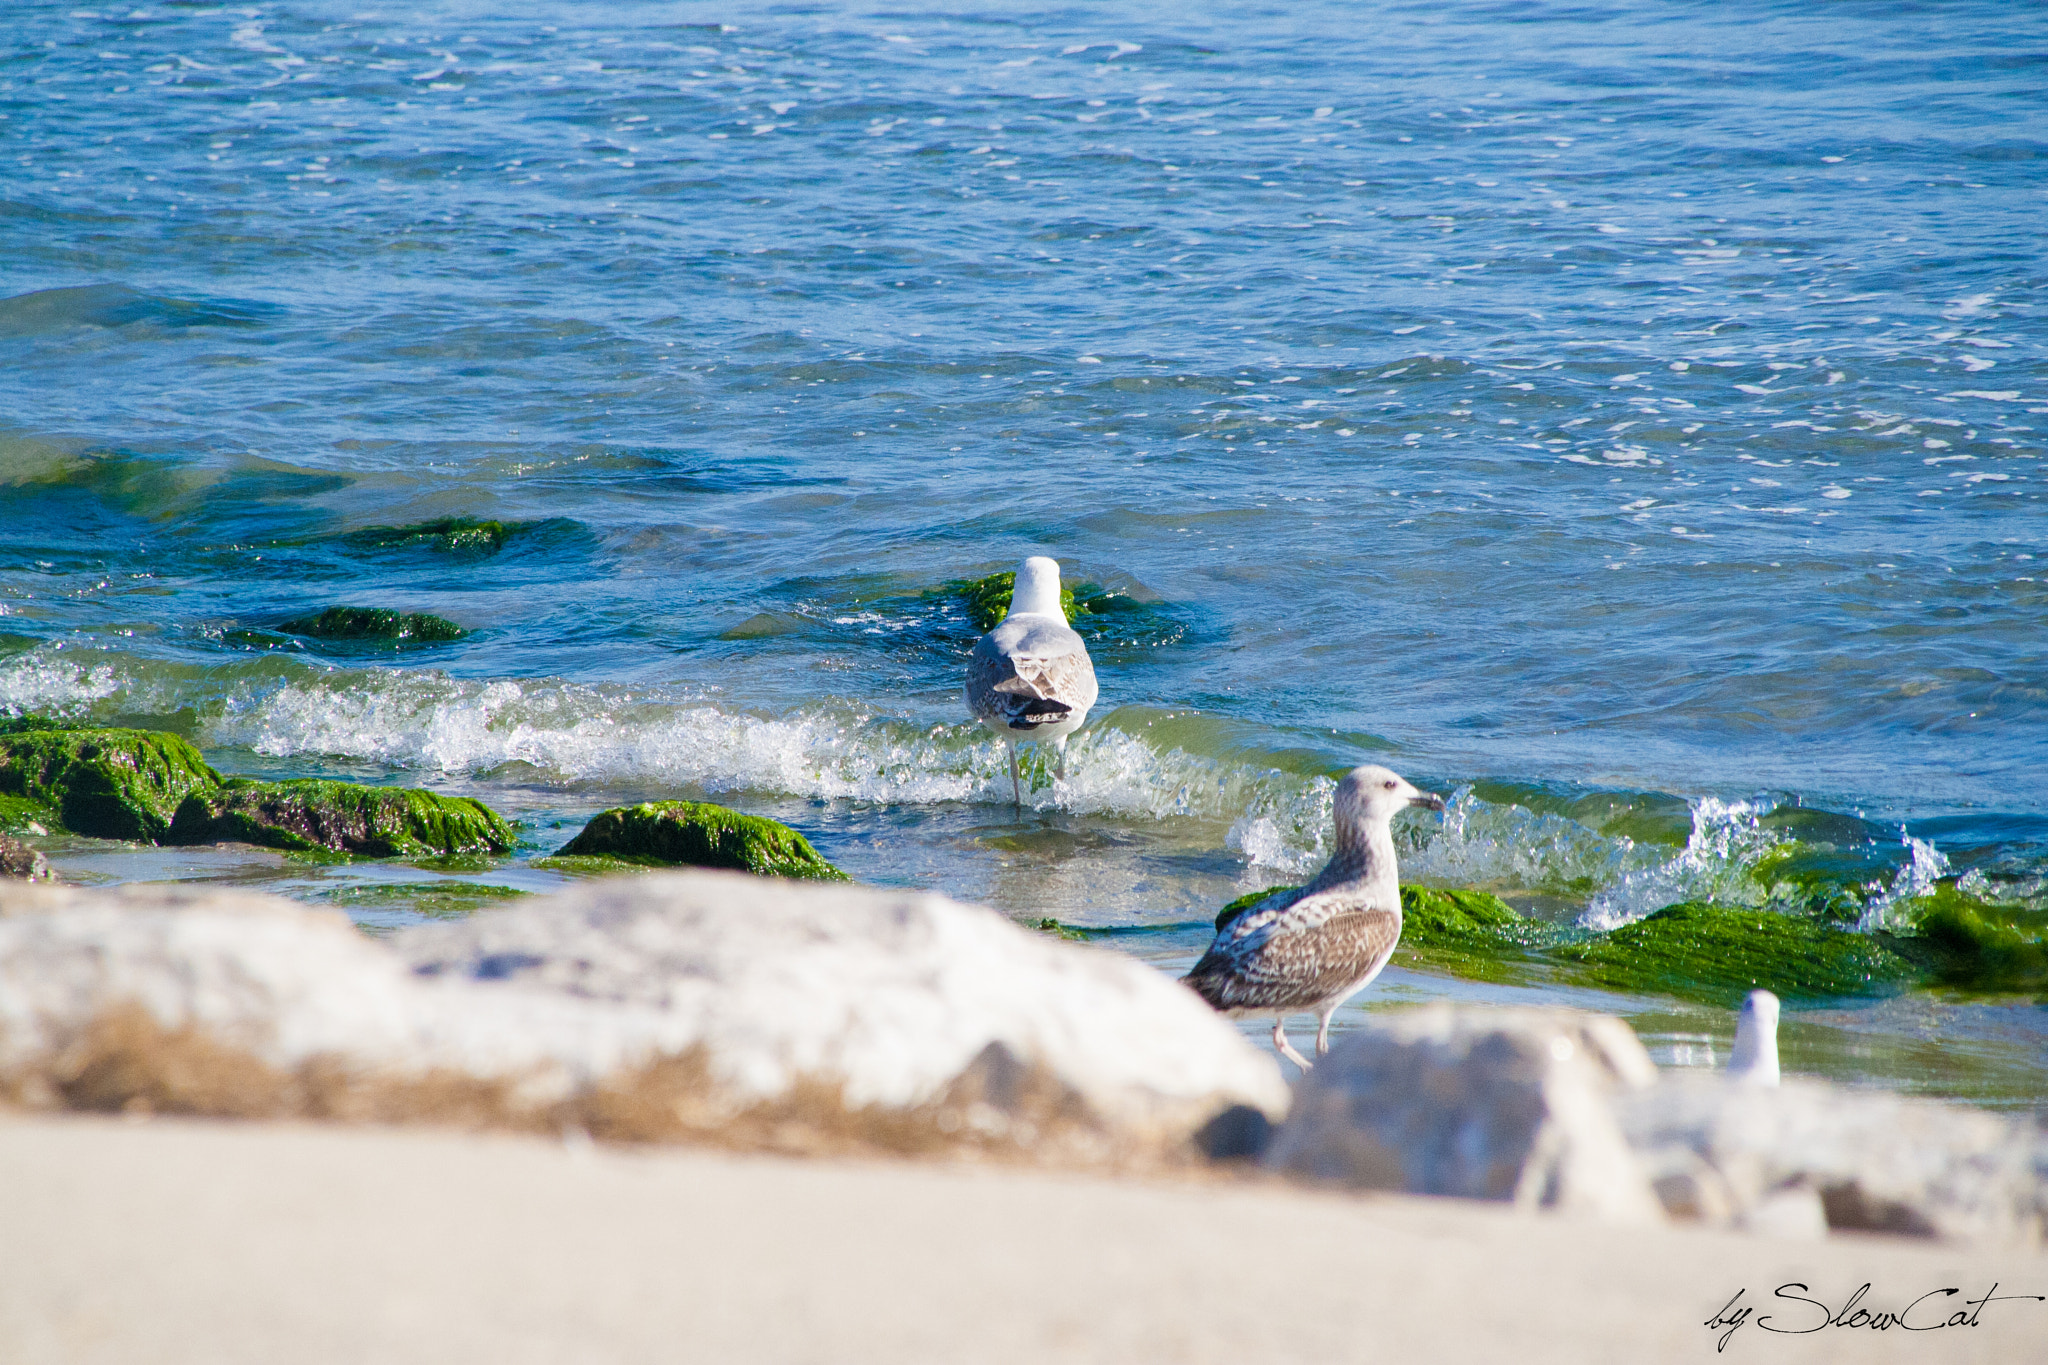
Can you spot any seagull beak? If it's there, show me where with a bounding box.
[1410,790,1447,813]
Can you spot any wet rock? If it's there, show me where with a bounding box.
[1620,1074,2045,1246]
[1880,881,2048,993]
[0,833,51,882]
[168,778,515,858]
[1558,901,1917,1006]
[1263,1004,1666,1225]
[340,516,508,556]
[553,801,846,881]
[278,606,468,643]
[939,569,1152,633]
[0,726,222,842]
[0,872,1289,1160]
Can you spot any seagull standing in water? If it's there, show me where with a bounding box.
[965,556,1099,808]
[1183,765,1445,1072]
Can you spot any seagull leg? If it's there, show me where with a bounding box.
[1052,736,1069,783]
[1007,741,1022,810]
[1272,1019,1313,1073]
[1316,1009,1337,1057]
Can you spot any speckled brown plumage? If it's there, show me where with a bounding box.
[1182,764,1444,1071]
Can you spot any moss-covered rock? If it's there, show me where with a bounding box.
[943,570,1142,633]
[1398,886,1548,951]
[0,792,55,832]
[314,880,530,920]
[1556,901,1917,1006]
[279,607,468,643]
[341,516,509,555]
[552,801,847,881]
[168,779,515,858]
[1031,916,1092,942]
[1881,883,2048,993]
[0,727,222,842]
[0,714,70,736]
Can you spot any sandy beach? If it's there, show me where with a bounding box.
[2,1111,2041,1364]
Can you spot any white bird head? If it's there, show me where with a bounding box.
[1007,556,1066,622]
[1333,764,1446,836]
[1728,988,1781,1085]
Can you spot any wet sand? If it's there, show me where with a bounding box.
[1,1112,2041,1364]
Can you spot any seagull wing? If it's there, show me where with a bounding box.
[966,616,1098,731]
[1183,893,1402,1014]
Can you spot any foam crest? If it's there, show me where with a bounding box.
[192,669,1350,827]
[1579,798,1790,929]
[0,654,121,718]
[1406,789,1642,896]
[1857,835,1954,931]
[206,672,992,804]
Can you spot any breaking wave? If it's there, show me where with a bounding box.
[0,647,1971,924]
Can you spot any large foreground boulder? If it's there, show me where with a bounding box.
[1262,1005,1667,1225]
[1620,1074,2046,1247]
[0,872,1287,1162]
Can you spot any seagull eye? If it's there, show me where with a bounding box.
[1383,780,1396,790]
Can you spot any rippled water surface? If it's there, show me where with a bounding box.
[3,1,2044,1105]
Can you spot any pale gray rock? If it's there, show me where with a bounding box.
[0,871,1288,1147]
[396,869,1290,1132]
[1620,1074,2045,1247]
[1262,1004,1666,1225]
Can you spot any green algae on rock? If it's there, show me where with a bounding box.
[0,714,70,736]
[943,570,1142,633]
[1881,882,2048,993]
[340,516,509,555]
[0,793,54,832]
[0,727,222,842]
[168,779,515,858]
[1558,901,1917,1006]
[279,607,468,643]
[551,800,847,881]
[314,880,530,921]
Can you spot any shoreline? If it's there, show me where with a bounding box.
[3,1110,2042,1364]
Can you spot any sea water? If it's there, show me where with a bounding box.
[2,1,2044,1106]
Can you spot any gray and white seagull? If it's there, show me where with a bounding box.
[965,556,1099,808]
[1183,764,1445,1072]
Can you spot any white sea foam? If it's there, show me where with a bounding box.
[1578,798,1790,929]
[0,655,121,717]
[1857,834,1953,931]
[187,667,1334,827]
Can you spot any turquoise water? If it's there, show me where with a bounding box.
[3,2,2044,1104]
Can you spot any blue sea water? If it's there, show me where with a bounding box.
[2,1,2044,1102]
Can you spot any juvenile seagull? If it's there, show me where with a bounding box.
[965,556,1099,808]
[1727,989,1781,1085]
[1183,765,1445,1072]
